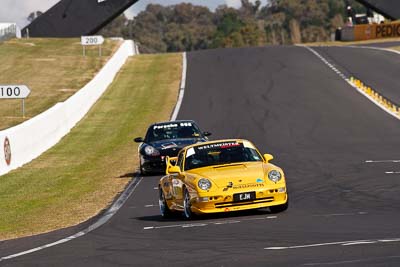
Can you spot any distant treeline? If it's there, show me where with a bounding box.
[100,0,365,53]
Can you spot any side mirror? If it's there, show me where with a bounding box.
[168,166,181,174]
[263,154,274,163]
[203,132,212,137]
[165,156,178,174]
[134,137,144,143]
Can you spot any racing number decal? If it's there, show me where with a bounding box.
[4,137,11,166]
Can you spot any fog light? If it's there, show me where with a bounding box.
[196,197,209,202]
[278,187,286,193]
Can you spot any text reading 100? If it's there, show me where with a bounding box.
[0,87,20,97]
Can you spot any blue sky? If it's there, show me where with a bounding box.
[1,0,269,28]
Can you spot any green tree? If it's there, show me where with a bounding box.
[103,0,354,52]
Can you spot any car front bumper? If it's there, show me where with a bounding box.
[140,155,167,174]
[190,189,288,214]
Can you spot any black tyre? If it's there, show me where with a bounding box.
[140,163,148,176]
[183,188,194,219]
[269,198,289,213]
[159,188,172,218]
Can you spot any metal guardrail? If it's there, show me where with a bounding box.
[0,24,17,42]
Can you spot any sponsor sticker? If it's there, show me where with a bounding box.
[161,142,177,150]
[233,183,264,189]
[153,122,192,130]
[243,140,255,149]
[197,142,241,150]
[153,123,178,129]
[4,137,11,166]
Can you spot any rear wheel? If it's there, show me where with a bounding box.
[159,188,171,218]
[183,188,194,219]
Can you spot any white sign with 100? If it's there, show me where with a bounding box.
[0,85,31,99]
[0,85,31,118]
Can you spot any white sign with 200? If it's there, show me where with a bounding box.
[81,35,105,46]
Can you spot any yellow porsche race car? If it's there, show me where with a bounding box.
[158,139,288,219]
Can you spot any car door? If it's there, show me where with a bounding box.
[171,150,185,207]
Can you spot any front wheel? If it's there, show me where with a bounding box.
[159,188,171,218]
[139,162,149,176]
[269,198,289,213]
[183,188,194,219]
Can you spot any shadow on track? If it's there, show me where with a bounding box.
[133,208,285,223]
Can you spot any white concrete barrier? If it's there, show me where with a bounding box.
[0,40,135,175]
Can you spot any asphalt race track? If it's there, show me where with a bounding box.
[312,46,400,105]
[2,45,400,266]
[352,41,400,48]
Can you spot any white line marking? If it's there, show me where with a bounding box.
[142,211,367,231]
[379,238,400,242]
[214,220,241,225]
[0,176,143,262]
[266,241,349,250]
[342,241,376,246]
[153,187,158,190]
[264,237,400,250]
[365,160,400,163]
[182,223,207,228]
[143,215,278,230]
[144,204,157,208]
[170,52,187,121]
[385,171,400,174]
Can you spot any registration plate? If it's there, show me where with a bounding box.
[233,192,256,202]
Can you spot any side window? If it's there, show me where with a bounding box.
[177,151,185,171]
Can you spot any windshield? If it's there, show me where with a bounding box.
[184,141,263,170]
[145,122,202,142]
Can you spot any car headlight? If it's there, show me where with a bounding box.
[268,170,282,183]
[198,178,212,190]
[144,145,160,156]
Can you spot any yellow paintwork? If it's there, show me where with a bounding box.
[159,139,288,216]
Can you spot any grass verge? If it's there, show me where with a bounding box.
[0,53,181,240]
[0,38,120,130]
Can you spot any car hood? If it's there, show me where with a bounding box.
[188,162,269,188]
[149,138,205,153]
